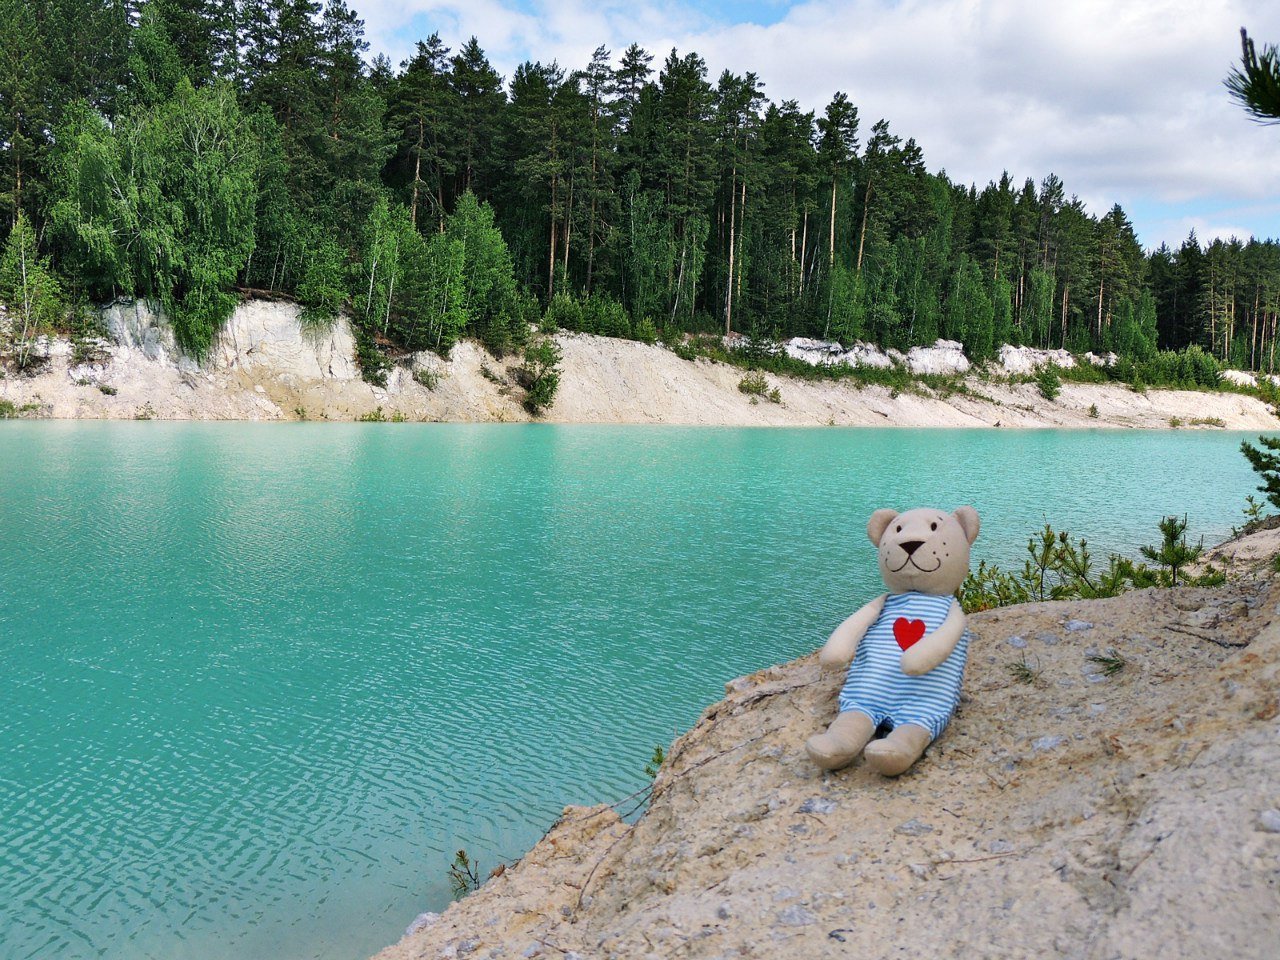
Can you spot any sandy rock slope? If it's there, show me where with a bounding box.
[374,543,1280,960]
[2,300,1277,427]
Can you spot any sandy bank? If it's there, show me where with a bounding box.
[2,299,1276,429]
[372,534,1280,960]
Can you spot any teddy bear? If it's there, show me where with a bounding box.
[805,506,980,776]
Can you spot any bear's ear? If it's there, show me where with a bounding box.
[867,509,898,546]
[953,505,980,544]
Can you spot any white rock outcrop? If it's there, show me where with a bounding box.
[782,337,896,370]
[998,344,1077,374]
[1223,369,1259,388]
[103,300,192,370]
[211,300,358,381]
[903,338,970,375]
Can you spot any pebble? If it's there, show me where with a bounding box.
[1031,735,1067,753]
[798,797,838,815]
[777,905,818,926]
[773,887,800,902]
[908,863,930,879]
[404,911,441,937]
[894,818,934,836]
[834,852,861,866]
[987,839,1015,854]
[1259,809,1280,833]
[1066,619,1094,632]
[1006,635,1028,649]
[1037,632,1060,645]
[717,903,732,920]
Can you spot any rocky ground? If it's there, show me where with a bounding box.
[2,299,1277,428]
[373,535,1280,960]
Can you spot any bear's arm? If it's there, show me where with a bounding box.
[817,593,888,670]
[900,599,967,676]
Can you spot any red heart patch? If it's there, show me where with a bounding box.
[893,617,926,650]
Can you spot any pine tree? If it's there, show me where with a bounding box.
[0,0,50,222]
[1226,29,1280,123]
[1242,436,1280,511]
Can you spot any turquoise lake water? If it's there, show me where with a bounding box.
[0,423,1269,960]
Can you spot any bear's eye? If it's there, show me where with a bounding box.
[895,525,901,533]
[930,522,937,531]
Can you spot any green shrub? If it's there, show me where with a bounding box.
[353,326,390,387]
[644,745,665,779]
[521,338,562,415]
[584,293,632,338]
[1037,365,1062,400]
[541,293,583,333]
[738,372,769,396]
[632,316,659,345]
[356,406,387,422]
[958,517,1223,613]
[414,367,443,390]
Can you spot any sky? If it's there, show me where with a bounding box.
[353,0,1280,251]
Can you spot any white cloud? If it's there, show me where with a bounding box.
[356,0,1280,247]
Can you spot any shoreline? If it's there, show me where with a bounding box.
[370,527,1280,960]
[3,299,1277,431]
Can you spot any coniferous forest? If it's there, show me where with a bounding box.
[2,0,1279,373]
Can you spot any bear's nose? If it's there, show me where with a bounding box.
[899,540,925,556]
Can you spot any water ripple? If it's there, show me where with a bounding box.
[0,422,1266,959]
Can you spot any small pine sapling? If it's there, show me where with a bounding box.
[448,849,482,898]
[1241,435,1280,510]
[1139,515,1202,587]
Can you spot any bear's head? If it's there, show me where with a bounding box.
[867,506,980,596]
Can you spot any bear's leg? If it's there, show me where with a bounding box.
[863,723,932,777]
[805,711,875,770]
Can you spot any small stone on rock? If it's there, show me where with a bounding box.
[1258,809,1280,833]
[777,905,818,926]
[717,903,732,920]
[1031,735,1067,753]
[798,797,837,814]
[987,839,1015,854]
[1006,635,1028,649]
[894,818,934,836]
[1065,619,1094,632]
[404,912,441,937]
[1037,632,1059,645]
